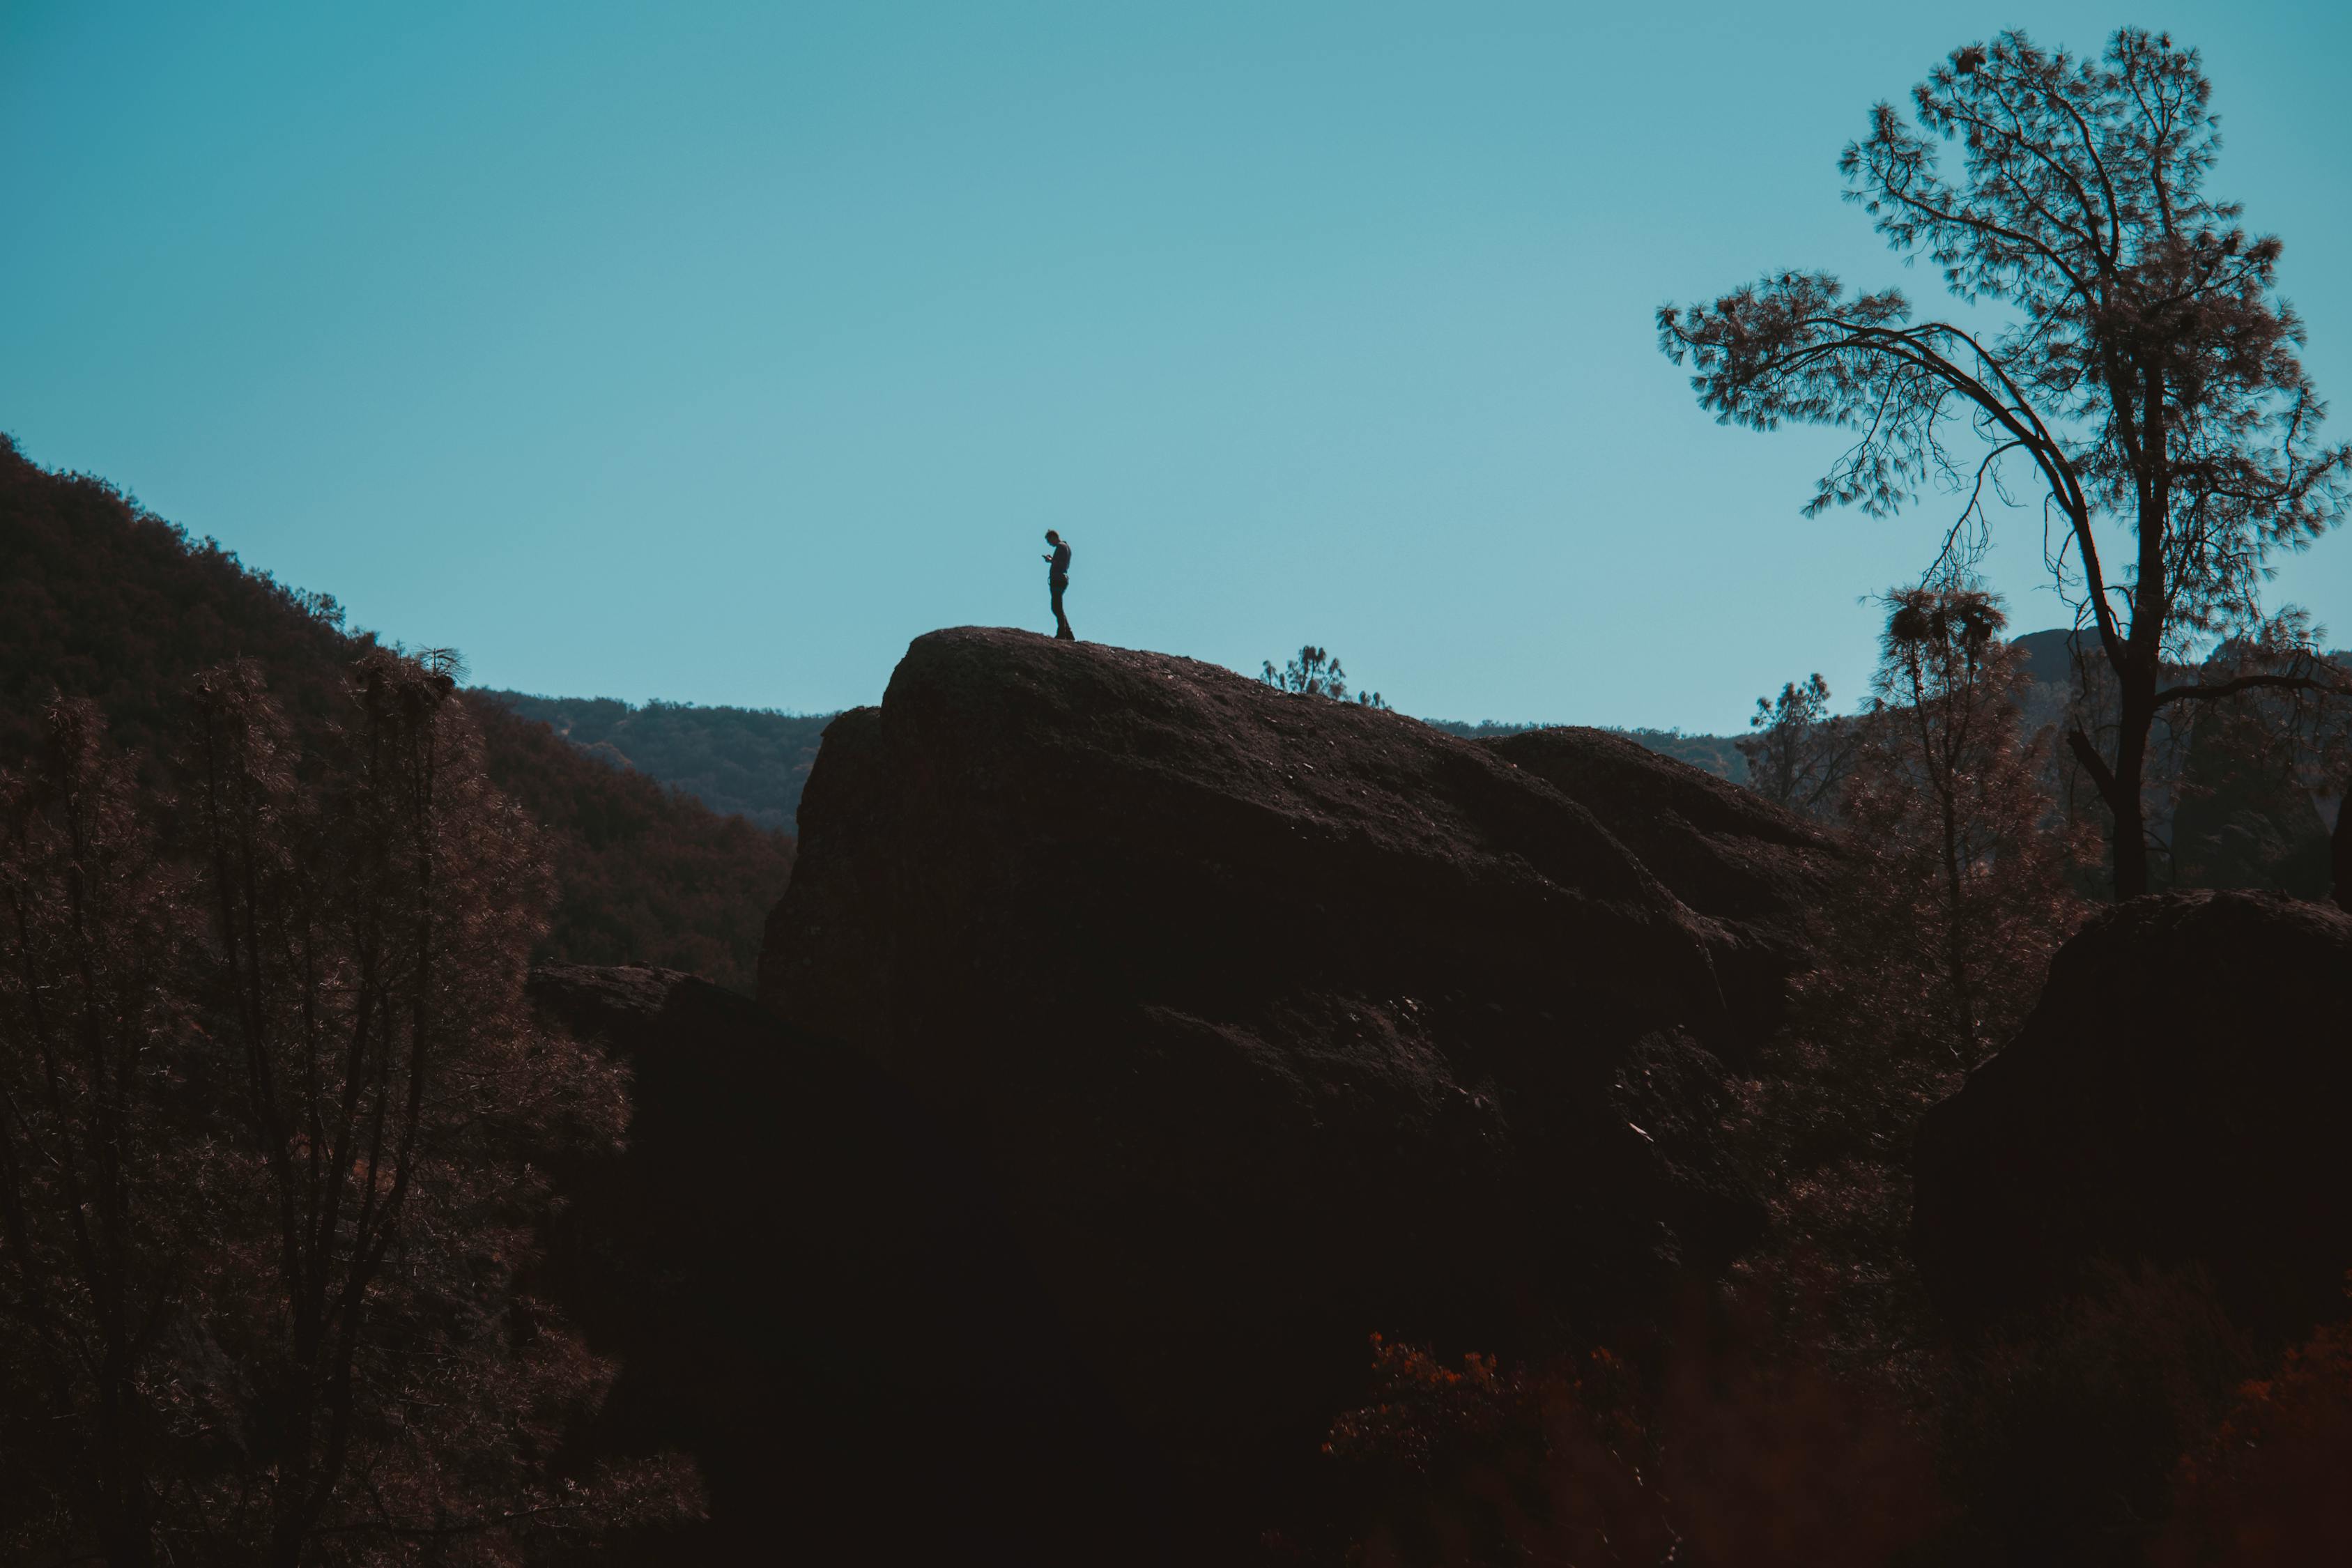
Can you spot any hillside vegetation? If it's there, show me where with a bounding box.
[0,434,790,992]
[481,690,831,831]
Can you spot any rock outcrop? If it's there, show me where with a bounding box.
[1479,725,1842,1048]
[527,963,1158,1565]
[758,628,1836,1529]
[1912,891,2352,1343]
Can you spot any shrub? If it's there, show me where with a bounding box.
[2158,1286,2352,1565]
[1321,1293,1942,1567]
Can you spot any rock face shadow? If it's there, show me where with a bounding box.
[758,627,1841,1546]
[530,962,1162,1566]
[1913,889,2352,1348]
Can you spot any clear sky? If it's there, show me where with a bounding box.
[6,1,2349,729]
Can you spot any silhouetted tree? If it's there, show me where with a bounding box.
[1736,674,1853,818]
[1840,585,2090,1061]
[1765,588,2089,1166]
[1742,590,2089,1410]
[2165,627,2350,896]
[1660,29,2351,896]
[1261,646,1388,709]
[0,659,693,1566]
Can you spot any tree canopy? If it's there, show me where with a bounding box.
[1659,27,2350,894]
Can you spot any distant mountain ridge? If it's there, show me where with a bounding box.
[478,691,833,833]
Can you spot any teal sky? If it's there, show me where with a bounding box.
[6,1,2349,728]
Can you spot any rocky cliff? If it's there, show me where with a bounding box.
[528,962,1158,1565]
[757,627,1840,1531]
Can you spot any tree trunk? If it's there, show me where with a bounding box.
[2107,672,2155,899]
[2112,373,2169,902]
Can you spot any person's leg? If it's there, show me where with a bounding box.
[1052,580,1074,640]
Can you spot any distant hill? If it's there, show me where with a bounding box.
[2008,625,2349,690]
[2002,625,2343,895]
[0,433,790,992]
[457,694,796,987]
[479,692,832,832]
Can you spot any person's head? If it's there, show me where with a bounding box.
[1044,529,1061,544]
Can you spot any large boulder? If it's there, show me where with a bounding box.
[1479,725,1842,1047]
[527,963,1158,1565]
[758,627,1834,1532]
[1912,891,2352,1343]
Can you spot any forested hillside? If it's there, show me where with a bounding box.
[0,434,790,992]
[461,693,793,985]
[481,690,831,831]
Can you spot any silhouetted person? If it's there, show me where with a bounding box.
[1043,529,1074,640]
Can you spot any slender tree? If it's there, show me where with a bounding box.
[1843,585,2088,1060]
[1755,587,2088,1335]
[1737,673,1854,818]
[0,700,189,1567]
[1659,28,2351,895]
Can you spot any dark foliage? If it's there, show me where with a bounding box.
[0,434,357,765]
[2167,629,2350,897]
[1950,1266,2255,1567]
[1737,674,1854,818]
[460,696,792,992]
[1966,627,2349,897]
[2159,1286,2352,1564]
[1835,586,2091,1062]
[1314,1291,1944,1567]
[1721,598,2087,1443]
[0,435,790,994]
[0,671,693,1566]
[477,692,831,833]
